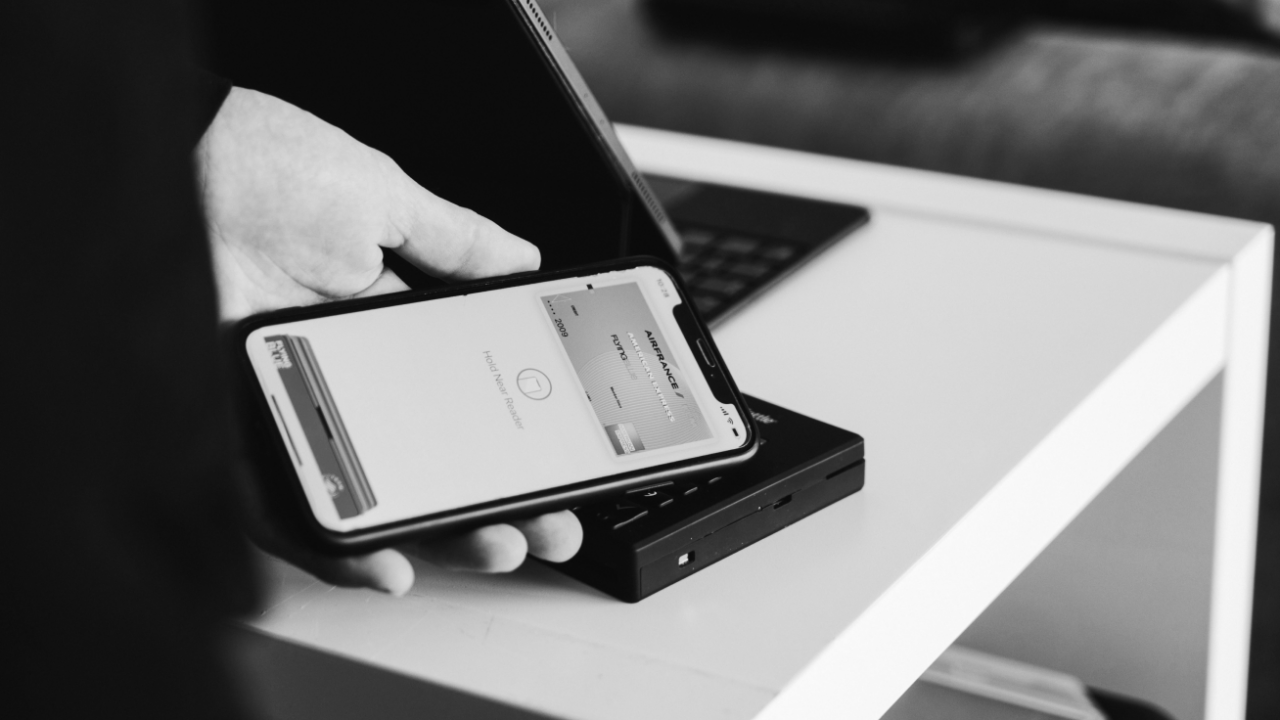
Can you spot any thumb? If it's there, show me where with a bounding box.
[388,172,540,281]
[309,548,416,597]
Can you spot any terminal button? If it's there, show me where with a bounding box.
[634,490,675,509]
[597,501,649,530]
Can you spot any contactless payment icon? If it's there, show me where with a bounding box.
[517,368,552,400]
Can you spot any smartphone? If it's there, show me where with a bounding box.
[233,258,757,553]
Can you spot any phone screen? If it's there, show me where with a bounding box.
[244,267,747,533]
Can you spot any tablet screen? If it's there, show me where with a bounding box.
[206,0,676,271]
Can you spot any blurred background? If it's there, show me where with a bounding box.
[530,2,1280,718]
[208,1,1279,717]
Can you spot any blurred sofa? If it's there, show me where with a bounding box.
[543,0,1280,228]
[537,1,1280,717]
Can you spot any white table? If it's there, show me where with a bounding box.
[233,126,1272,720]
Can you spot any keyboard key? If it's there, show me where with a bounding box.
[633,489,675,509]
[693,296,722,315]
[682,485,700,496]
[697,255,726,272]
[761,245,797,261]
[728,261,771,279]
[681,228,715,251]
[696,277,746,296]
[719,236,760,254]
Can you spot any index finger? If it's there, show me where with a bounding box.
[388,170,540,281]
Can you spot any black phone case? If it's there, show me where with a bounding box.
[231,256,757,554]
[547,395,864,602]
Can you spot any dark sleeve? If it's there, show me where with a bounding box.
[167,66,233,149]
[3,2,258,718]
[191,67,234,139]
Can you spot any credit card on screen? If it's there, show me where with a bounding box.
[541,282,712,456]
[266,335,376,519]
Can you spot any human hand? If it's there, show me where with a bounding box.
[197,86,539,320]
[198,87,580,594]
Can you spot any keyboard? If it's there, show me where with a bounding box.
[647,176,869,324]
[676,225,802,320]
